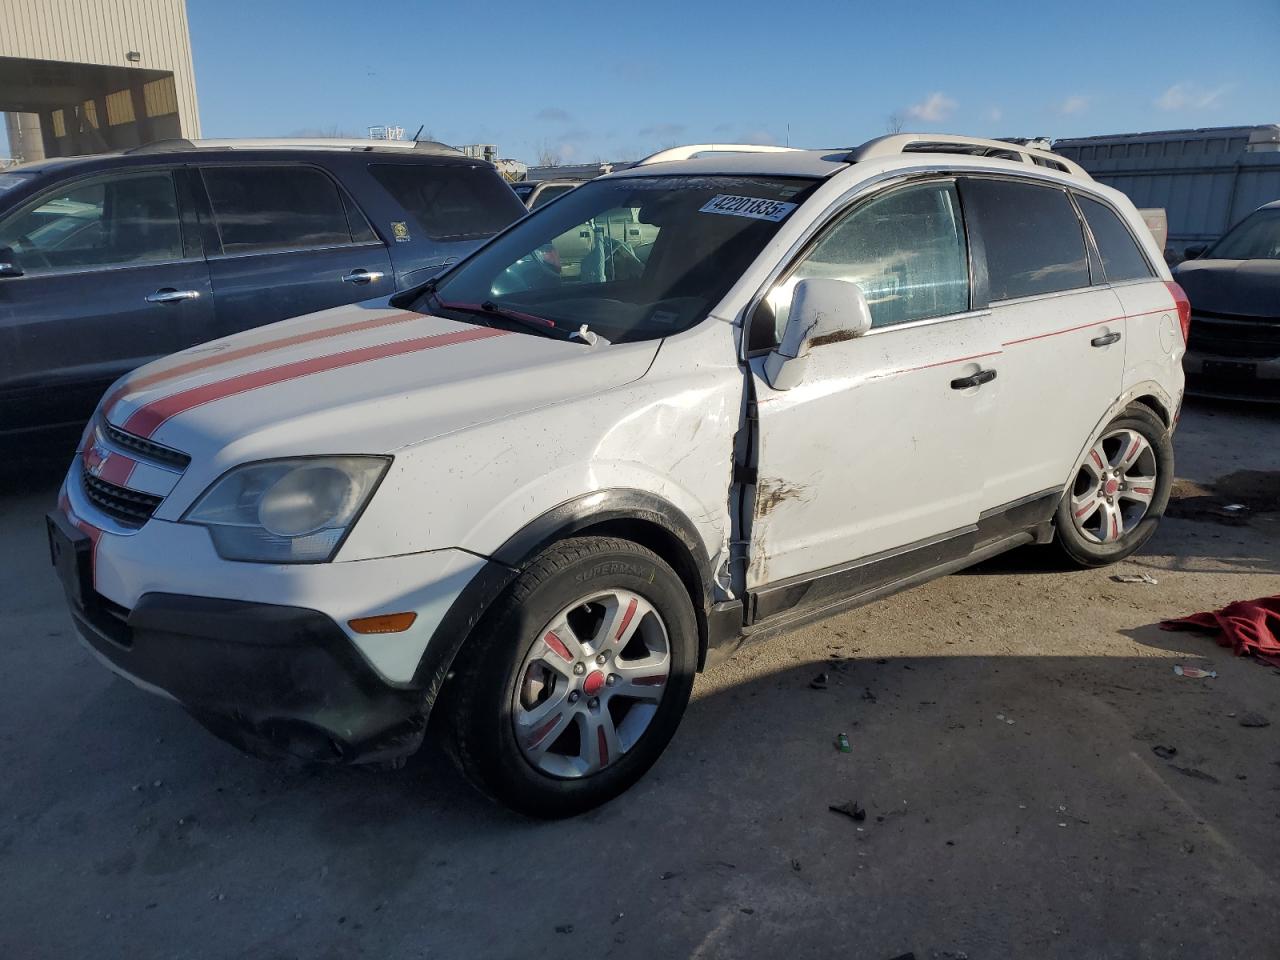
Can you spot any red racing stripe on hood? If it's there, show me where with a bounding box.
[104,310,423,416]
[123,326,509,438]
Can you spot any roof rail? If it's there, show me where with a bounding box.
[633,143,801,167]
[126,137,463,156]
[845,133,1091,180]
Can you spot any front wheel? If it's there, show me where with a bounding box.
[444,537,697,818]
[1052,404,1174,567]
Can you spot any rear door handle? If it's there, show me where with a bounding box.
[1091,331,1122,347]
[950,368,997,390]
[145,288,200,303]
[342,269,385,284]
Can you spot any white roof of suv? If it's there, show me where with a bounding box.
[618,133,1091,181]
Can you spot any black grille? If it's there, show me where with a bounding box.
[101,421,191,469]
[82,472,164,527]
[1188,313,1280,359]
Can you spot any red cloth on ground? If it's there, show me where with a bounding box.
[1161,595,1280,667]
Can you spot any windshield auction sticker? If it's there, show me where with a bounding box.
[699,195,797,221]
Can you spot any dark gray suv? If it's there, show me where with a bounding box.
[0,138,526,438]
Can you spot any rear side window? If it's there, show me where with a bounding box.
[202,166,353,254]
[369,163,523,241]
[963,178,1090,300]
[1077,195,1153,282]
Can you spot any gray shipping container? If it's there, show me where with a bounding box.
[1053,124,1280,258]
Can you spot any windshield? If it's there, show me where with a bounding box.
[424,174,818,343]
[0,171,34,198]
[1208,209,1280,260]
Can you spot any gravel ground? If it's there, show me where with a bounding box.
[1,397,1277,960]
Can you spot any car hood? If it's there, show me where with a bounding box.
[1172,258,1280,318]
[102,301,658,461]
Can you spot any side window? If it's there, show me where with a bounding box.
[1076,194,1154,283]
[368,163,524,241]
[201,166,352,254]
[962,178,1090,300]
[0,171,182,274]
[768,180,970,337]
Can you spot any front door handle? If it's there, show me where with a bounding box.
[342,269,385,284]
[145,288,200,303]
[950,368,997,390]
[1091,331,1122,347]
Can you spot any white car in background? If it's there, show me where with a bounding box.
[49,134,1188,817]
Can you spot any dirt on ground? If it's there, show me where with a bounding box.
[0,397,1278,960]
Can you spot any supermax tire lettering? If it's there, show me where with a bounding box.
[574,561,655,582]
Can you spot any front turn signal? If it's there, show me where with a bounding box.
[348,612,418,634]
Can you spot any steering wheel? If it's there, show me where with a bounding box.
[12,235,51,270]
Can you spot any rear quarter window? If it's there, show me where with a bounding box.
[369,163,524,242]
[963,178,1090,300]
[1076,195,1153,283]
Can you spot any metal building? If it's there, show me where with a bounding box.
[1053,125,1280,256]
[1,0,200,164]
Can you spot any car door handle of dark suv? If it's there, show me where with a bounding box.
[342,269,385,284]
[145,288,200,303]
[950,368,997,390]
[1091,331,1122,347]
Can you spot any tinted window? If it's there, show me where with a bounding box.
[769,180,969,335]
[202,166,352,253]
[369,163,524,241]
[1208,208,1280,260]
[1077,195,1153,282]
[964,178,1090,299]
[0,171,181,274]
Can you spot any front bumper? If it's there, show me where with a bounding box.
[1184,350,1280,402]
[48,498,492,764]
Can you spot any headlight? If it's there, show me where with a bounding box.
[182,456,389,563]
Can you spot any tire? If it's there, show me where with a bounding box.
[444,536,698,818]
[1052,404,1173,568]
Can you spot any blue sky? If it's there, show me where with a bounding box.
[189,0,1280,163]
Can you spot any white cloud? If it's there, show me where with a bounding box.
[985,106,1004,124]
[1059,95,1089,115]
[1155,82,1230,111]
[905,92,957,123]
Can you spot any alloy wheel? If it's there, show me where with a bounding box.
[513,589,671,779]
[1069,428,1158,544]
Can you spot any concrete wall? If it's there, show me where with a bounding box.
[0,0,200,138]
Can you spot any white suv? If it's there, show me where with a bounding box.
[49,135,1188,816]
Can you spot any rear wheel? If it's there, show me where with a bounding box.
[1052,404,1173,567]
[444,537,697,818]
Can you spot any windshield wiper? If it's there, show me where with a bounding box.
[432,296,571,341]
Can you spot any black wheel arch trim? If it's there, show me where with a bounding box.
[412,488,722,712]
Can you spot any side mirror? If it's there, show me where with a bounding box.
[763,278,872,390]
[0,247,22,278]
[1183,243,1208,260]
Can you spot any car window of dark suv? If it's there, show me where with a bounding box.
[201,165,355,254]
[369,163,524,241]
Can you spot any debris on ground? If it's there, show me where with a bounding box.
[1173,665,1218,679]
[1112,572,1159,585]
[659,871,679,881]
[1152,745,1178,759]
[554,924,574,934]
[1162,595,1280,666]
[810,671,830,690]
[1239,712,1271,728]
[835,732,852,753]
[995,713,1016,725]
[1172,765,1220,784]
[829,800,867,822]
[887,953,917,960]
[790,858,802,872]
[862,687,877,702]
